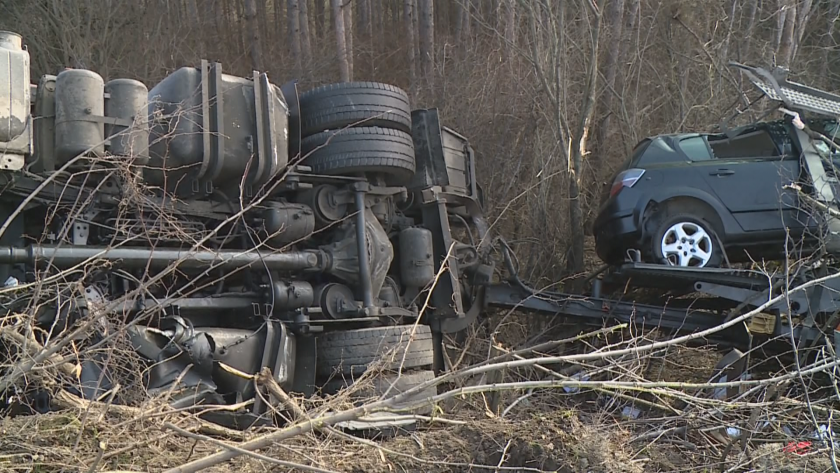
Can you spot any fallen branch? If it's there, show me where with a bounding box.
[164,321,840,473]
[163,422,339,473]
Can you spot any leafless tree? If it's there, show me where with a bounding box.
[343,0,354,79]
[300,0,312,66]
[418,0,435,90]
[288,0,302,74]
[776,0,797,67]
[404,0,418,91]
[244,0,265,71]
[331,0,350,81]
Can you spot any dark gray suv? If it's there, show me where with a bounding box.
[593,115,840,268]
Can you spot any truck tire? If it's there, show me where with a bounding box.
[316,325,434,377]
[300,127,416,185]
[321,370,438,415]
[299,82,412,137]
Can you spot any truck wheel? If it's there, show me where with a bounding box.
[650,212,723,268]
[321,369,437,415]
[299,82,412,137]
[300,127,416,185]
[315,325,434,378]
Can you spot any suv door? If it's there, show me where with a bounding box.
[677,131,803,238]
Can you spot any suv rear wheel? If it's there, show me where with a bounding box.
[650,213,723,268]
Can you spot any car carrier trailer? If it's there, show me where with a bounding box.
[2,30,840,429]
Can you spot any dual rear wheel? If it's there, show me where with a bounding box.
[298,82,416,186]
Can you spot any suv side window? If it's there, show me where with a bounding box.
[678,136,713,162]
[707,130,779,159]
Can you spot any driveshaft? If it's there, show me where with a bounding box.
[0,245,327,272]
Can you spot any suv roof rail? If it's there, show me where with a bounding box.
[729,61,840,117]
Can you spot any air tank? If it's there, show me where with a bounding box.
[271,280,315,310]
[105,78,149,163]
[0,31,30,143]
[399,227,435,288]
[261,201,316,246]
[55,69,105,163]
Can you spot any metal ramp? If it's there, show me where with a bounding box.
[729,62,840,117]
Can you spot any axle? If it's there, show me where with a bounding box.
[0,245,328,272]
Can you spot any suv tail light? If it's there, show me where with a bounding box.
[609,168,645,198]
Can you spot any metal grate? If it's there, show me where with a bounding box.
[731,62,840,117]
[752,82,840,116]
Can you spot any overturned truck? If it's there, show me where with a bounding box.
[0,30,492,427]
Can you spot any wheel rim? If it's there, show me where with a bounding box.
[660,221,714,267]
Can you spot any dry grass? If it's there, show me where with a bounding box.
[2,297,839,473]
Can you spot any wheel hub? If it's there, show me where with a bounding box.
[660,221,713,267]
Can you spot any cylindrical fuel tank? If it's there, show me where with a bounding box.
[105,78,149,163]
[55,69,105,163]
[145,63,289,197]
[262,202,316,246]
[399,227,435,288]
[0,31,30,143]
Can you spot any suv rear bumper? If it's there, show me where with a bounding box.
[594,213,640,262]
[593,191,643,263]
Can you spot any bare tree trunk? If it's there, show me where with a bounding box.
[418,0,434,90]
[244,0,264,71]
[359,0,370,41]
[792,0,812,62]
[719,0,738,68]
[742,0,758,61]
[455,0,467,43]
[822,0,840,84]
[185,0,200,23]
[300,0,312,63]
[184,0,205,56]
[776,0,796,67]
[343,0,354,79]
[367,0,374,41]
[315,0,326,37]
[618,0,640,147]
[404,0,418,92]
[503,0,516,60]
[331,0,350,81]
[233,0,247,62]
[568,4,602,282]
[391,0,400,24]
[595,0,625,163]
[275,0,285,44]
[412,0,420,65]
[371,0,380,32]
[288,0,302,74]
[258,0,270,45]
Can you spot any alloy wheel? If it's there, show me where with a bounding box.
[660,221,714,267]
